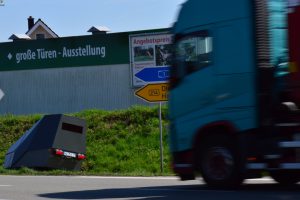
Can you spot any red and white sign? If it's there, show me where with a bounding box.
[130,33,173,87]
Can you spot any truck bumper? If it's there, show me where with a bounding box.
[172,150,195,180]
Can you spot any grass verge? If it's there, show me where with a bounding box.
[0,106,173,176]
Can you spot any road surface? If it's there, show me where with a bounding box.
[0,176,300,200]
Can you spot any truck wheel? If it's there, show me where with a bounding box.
[270,171,300,185]
[198,135,244,188]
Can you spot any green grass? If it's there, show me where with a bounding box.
[0,106,173,176]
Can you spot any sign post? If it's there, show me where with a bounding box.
[135,66,170,83]
[135,83,168,173]
[159,102,163,173]
[134,83,168,102]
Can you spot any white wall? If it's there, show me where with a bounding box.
[0,64,149,115]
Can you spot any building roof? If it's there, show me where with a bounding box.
[8,34,31,40]
[87,26,110,33]
[26,18,59,38]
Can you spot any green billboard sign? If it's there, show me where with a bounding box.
[0,28,170,71]
[0,32,131,71]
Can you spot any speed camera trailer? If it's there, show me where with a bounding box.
[4,114,86,170]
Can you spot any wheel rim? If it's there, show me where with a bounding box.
[202,147,234,181]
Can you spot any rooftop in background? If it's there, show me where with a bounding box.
[9,16,59,41]
[8,34,31,41]
[87,26,111,35]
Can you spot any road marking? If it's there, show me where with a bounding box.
[73,176,179,180]
[0,185,12,187]
[73,176,276,183]
[244,177,274,184]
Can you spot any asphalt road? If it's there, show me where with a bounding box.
[0,176,300,200]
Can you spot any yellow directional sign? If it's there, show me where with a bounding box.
[135,83,168,102]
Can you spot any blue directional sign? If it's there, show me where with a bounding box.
[135,66,170,83]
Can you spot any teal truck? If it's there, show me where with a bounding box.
[169,0,300,187]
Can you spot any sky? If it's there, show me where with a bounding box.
[0,0,186,42]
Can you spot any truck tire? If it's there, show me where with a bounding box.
[198,134,244,188]
[270,171,300,185]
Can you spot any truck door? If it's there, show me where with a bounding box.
[169,30,214,118]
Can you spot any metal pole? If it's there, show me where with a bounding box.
[159,102,164,173]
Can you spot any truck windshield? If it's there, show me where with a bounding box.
[170,32,213,88]
[268,0,288,77]
[174,33,213,75]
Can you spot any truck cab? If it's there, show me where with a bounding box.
[169,0,300,187]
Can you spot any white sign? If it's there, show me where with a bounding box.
[63,151,76,158]
[0,89,4,101]
[7,45,106,64]
[130,33,173,87]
